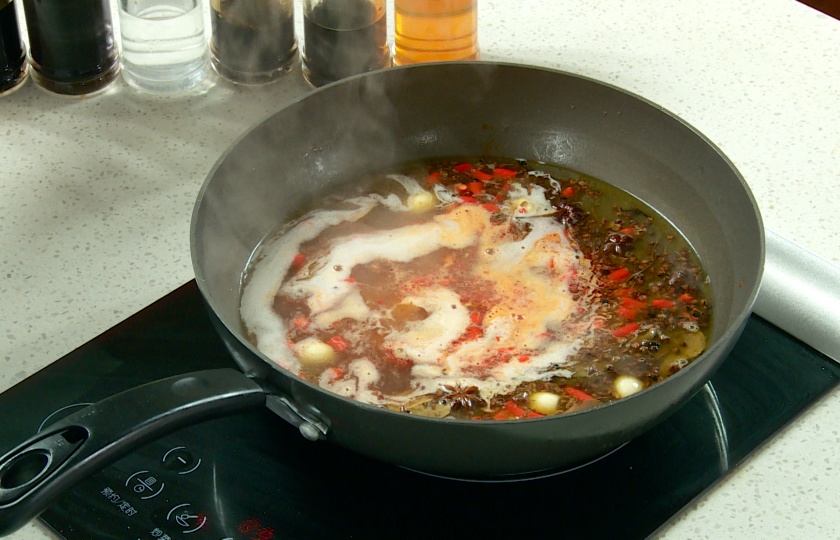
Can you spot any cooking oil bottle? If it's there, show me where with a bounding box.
[393,0,478,65]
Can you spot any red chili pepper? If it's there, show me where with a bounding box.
[469,311,483,325]
[326,335,349,352]
[426,171,442,184]
[493,167,518,178]
[612,322,640,338]
[517,355,530,363]
[526,411,545,418]
[608,267,631,282]
[492,409,516,421]
[459,195,479,204]
[292,253,306,267]
[651,298,676,310]
[481,203,499,213]
[614,287,634,297]
[616,306,637,320]
[504,400,528,418]
[344,277,356,283]
[454,163,472,172]
[471,169,493,182]
[467,181,484,194]
[621,297,647,309]
[619,227,637,235]
[564,386,595,402]
[680,293,695,304]
[561,186,576,198]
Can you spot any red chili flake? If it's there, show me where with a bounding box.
[454,162,472,172]
[517,355,530,363]
[326,335,349,352]
[469,311,483,324]
[621,297,647,309]
[561,186,576,198]
[619,227,637,235]
[680,293,695,304]
[492,409,516,421]
[344,277,356,283]
[651,298,676,310]
[616,306,637,320]
[328,367,344,380]
[467,181,484,194]
[564,386,595,402]
[612,322,640,338]
[292,253,306,267]
[426,171,442,184]
[608,267,631,282]
[492,167,518,178]
[614,287,634,297]
[503,400,527,418]
[464,326,483,340]
[292,316,310,330]
[470,169,492,182]
[459,195,479,204]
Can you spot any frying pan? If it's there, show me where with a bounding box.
[0,62,764,535]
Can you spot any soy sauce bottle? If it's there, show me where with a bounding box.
[21,0,119,95]
[0,0,27,95]
[302,0,390,87]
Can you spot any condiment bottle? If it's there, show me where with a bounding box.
[20,0,119,95]
[302,0,390,87]
[394,0,479,65]
[209,0,297,85]
[0,0,27,96]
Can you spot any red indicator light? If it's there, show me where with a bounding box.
[237,518,275,540]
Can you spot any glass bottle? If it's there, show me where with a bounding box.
[21,0,120,95]
[394,0,478,65]
[209,0,297,85]
[302,0,390,87]
[0,0,27,95]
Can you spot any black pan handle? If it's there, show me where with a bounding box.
[0,368,266,536]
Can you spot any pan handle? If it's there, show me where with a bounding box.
[0,368,266,537]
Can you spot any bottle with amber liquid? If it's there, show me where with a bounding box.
[394,0,478,65]
[0,0,27,95]
[21,0,119,95]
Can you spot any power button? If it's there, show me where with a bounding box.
[161,446,201,475]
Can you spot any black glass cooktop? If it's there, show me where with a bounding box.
[0,281,837,540]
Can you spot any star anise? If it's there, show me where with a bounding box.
[438,384,487,410]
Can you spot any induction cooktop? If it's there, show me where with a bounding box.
[0,280,837,540]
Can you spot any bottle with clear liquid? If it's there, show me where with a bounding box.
[394,0,478,65]
[0,0,27,95]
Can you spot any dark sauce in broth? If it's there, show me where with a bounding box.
[241,158,711,420]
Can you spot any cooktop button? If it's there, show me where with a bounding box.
[125,470,165,499]
[162,446,201,474]
[166,503,207,534]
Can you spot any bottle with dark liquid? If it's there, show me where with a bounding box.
[210,0,297,85]
[394,0,478,65]
[20,0,119,95]
[302,0,390,87]
[0,0,27,95]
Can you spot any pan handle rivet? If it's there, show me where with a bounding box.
[299,423,321,441]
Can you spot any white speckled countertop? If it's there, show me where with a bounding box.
[1,0,839,538]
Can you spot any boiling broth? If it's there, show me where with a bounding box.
[240,158,711,420]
